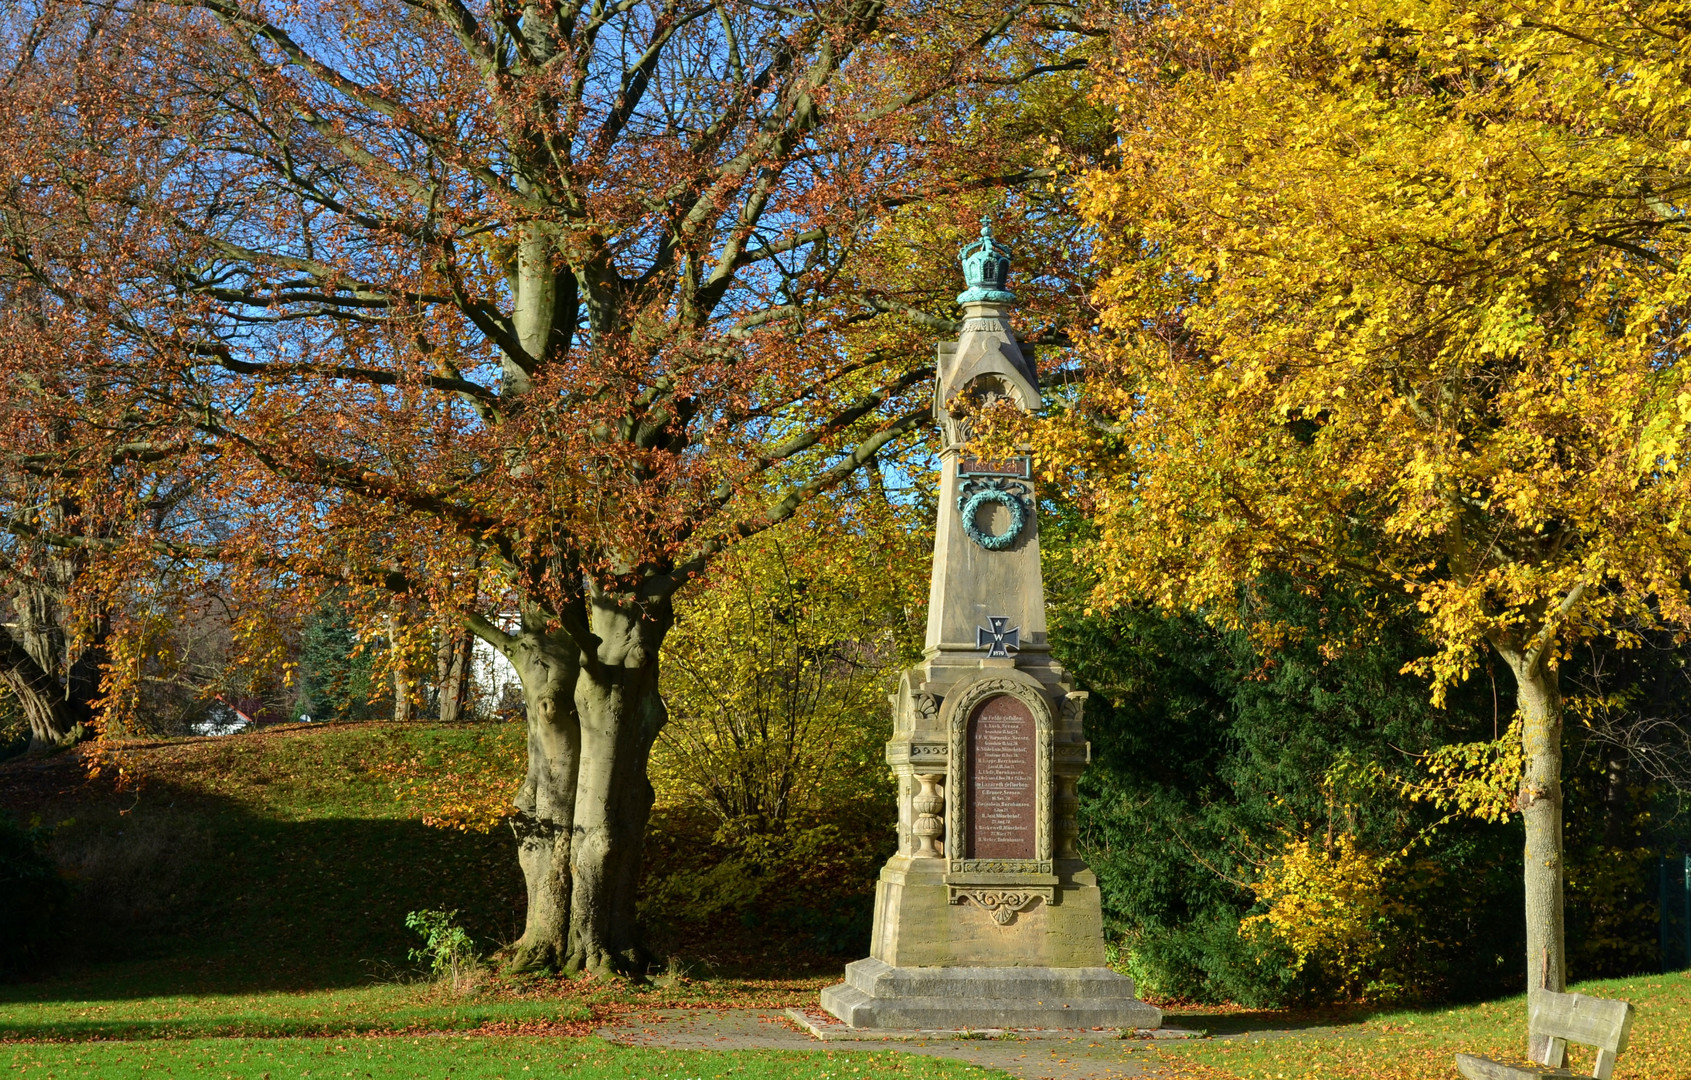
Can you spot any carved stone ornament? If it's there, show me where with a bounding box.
[887,740,949,768]
[1053,741,1089,764]
[1059,690,1089,726]
[952,889,1047,925]
[912,693,939,723]
[944,676,1054,878]
[911,773,945,858]
[957,478,1031,551]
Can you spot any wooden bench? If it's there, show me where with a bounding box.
[1456,989,1635,1080]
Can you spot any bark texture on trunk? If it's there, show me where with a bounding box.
[388,616,416,722]
[393,671,415,723]
[1,592,102,752]
[1496,640,1565,1058]
[436,628,471,723]
[502,628,582,972]
[493,222,601,973]
[2,665,74,750]
[564,594,672,978]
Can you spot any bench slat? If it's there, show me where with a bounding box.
[1528,990,1635,1056]
[1455,1053,1580,1080]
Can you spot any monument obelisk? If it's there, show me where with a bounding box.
[820,224,1161,1030]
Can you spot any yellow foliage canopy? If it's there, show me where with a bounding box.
[1054,0,1691,690]
[653,491,927,837]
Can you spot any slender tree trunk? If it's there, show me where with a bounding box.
[1495,639,1565,1057]
[392,667,414,722]
[564,594,672,978]
[1601,754,1629,849]
[436,628,470,723]
[504,628,582,971]
[388,615,415,722]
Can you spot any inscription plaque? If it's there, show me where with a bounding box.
[966,694,1036,859]
[958,454,1031,479]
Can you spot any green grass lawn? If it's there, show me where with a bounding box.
[1,1037,1001,1080]
[0,980,595,1040]
[0,970,848,1042]
[1156,970,1691,1079]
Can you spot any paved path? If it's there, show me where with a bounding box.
[595,1009,1172,1079]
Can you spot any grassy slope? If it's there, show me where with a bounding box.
[3,723,526,980]
[0,723,829,1038]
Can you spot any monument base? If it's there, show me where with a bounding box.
[820,958,1162,1031]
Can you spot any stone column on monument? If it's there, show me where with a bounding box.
[819,222,1161,1031]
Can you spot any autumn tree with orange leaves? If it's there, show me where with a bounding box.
[0,0,1104,974]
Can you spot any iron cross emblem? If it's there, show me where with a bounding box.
[976,616,1021,658]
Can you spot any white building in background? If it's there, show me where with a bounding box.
[469,631,523,718]
[193,701,251,736]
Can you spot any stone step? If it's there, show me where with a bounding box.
[843,957,1143,1000]
[819,982,1163,1032]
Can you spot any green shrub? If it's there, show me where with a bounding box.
[405,908,479,989]
[1053,571,1523,1005]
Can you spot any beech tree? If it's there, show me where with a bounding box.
[0,137,189,751]
[0,0,1102,972]
[1058,0,1691,1005]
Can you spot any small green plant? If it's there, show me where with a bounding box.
[404,909,478,991]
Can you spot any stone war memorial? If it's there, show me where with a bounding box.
[821,224,1162,1032]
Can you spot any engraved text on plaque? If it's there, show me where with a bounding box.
[966,695,1036,859]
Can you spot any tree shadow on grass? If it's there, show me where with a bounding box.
[1,770,526,1002]
[1164,1006,1392,1038]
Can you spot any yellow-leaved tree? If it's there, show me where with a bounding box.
[1057,0,1691,1003]
[656,481,928,840]
[640,481,927,947]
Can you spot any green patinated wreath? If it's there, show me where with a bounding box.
[959,486,1028,550]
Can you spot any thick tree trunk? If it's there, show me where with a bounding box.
[1495,640,1565,1058]
[1,621,84,752]
[63,619,107,732]
[564,594,672,978]
[3,668,74,750]
[503,628,582,971]
[15,582,61,676]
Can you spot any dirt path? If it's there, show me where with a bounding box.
[594,1009,1177,1079]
